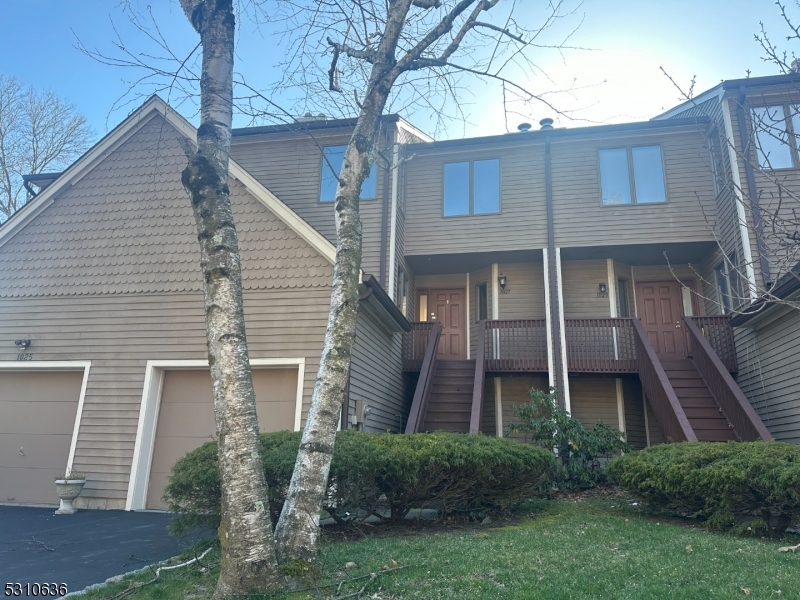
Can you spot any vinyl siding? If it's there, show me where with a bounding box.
[497,262,545,319]
[469,265,492,357]
[230,127,390,280]
[500,376,548,442]
[0,116,333,505]
[735,309,800,444]
[622,377,647,449]
[551,128,717,247]
[403,141,548,256]
[349,305,408,433]
[562,260,611,318]
[569,377,620,430]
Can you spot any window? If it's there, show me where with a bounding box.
[751,105,798,170]
[443,159,500,216]
[397,269,409,317]
[617,278,630,317]
[599,145,666,205]
[476,283,488,321]
[320,145,377,202]
[714,252,741,314]
[418,294,428,322]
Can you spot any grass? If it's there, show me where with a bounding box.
[80,497,800,600]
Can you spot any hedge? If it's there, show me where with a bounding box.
[164,430,555,536]
[606,441,800,534]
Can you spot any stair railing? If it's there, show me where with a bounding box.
[469,320,488,434]
[683,317,772,441]
[631,319,697,442]
[404,321,443,434]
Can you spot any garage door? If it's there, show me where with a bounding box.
[146,368,298,509]
[0,371,83,506]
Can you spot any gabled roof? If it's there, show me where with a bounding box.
[0,95,336,264]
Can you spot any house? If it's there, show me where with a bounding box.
[1,74,796,512]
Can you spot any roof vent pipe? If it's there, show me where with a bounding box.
[539,118,554,130]
[517,122,532,132]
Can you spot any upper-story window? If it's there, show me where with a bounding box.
[599,145,667,205]
[443,159,500,216]
[751,104,800,170]
[320,145,377,202]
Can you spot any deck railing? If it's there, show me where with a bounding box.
[631,319,697,442]
[404,322,442,434]
[402,322,437,371]
[683,317,771,441]
[481,319,549,372]
[687,316,738,372]
[564,318,638,373]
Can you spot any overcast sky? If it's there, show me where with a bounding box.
[0,0,794,141]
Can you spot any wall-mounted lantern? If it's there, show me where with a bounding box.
[598,283,608,298]
[498,273,509,294]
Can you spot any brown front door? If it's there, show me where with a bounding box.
[418,288,466,360]
[635,281,686,361]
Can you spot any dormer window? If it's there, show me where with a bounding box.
[320,145,377,202]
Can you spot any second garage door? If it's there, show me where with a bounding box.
[146,367,298,509]
[0,370,83,506]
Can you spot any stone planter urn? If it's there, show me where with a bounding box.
[54,478,86,515]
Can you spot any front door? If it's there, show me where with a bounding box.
[417,288,466,360]
[635,281,686,361]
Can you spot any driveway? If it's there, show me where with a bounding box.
[0,506,211,594]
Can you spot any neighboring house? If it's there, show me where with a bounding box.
[1,75,796,512]
[655,74,800,444]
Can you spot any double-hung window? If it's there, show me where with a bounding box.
[751,104,800,169]
[599,145,667,205]
[320,145,377,202]
[443,159,500,216]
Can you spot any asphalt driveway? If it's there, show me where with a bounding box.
[0,506,211,594]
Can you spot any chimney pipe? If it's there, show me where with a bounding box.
[539,118,554,130]
[517,122,532,132]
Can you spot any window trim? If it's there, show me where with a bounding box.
[598,144,669,207]
[319,144,378,203]
[750,103,800,171]
[442,158,502,217]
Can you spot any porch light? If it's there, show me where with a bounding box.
[598,283,608,298]
[498,273,507,292]
[14,339,31,350]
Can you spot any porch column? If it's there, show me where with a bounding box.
[607,259,625,432]
[492,263,503,436]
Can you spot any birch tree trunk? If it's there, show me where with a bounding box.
[273,6,408,566]
[178,0,282,596]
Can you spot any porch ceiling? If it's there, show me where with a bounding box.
[406,249,543,275]
[560,241,717,266]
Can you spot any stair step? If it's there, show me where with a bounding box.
[674,387,715,398]
[683,406,724,419]
[695,429,738,442]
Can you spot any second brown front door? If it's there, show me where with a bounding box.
[418,288,466,360]
[635,281,686,361]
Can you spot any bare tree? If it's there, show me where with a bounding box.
[177,0,282,597]
[0,76,93,220]
[272,0,580,566]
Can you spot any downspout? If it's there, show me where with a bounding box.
[735,85,772,287]
[387,140,400,300]
[379,127,391,288]
[545,133,567,409]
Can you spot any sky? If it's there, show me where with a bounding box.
[0,0,795,142]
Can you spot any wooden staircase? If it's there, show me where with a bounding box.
[661,360,737,441]
[420,360,475,433]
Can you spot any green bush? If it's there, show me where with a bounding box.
[164,430,555,536]
[607,441,800,534]
[507,387,630,489]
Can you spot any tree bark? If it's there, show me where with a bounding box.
[273,3,410,566]
[178,0,281,596]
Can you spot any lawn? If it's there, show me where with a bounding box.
[83,496,800,600]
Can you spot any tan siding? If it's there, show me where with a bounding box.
[552,129,718,248]
[735,310,800,444]
[349,305,408,433]
[622,378,647,449]
[231,128,389,279]
[562,260,611,318]
[498,262,545,319]
[569,377,619,430]
[404,142,548,255]
[500,376,548,442]
[0,116,333,505]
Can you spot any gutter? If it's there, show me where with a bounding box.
[358,274,412,333]
[735,85,772,287]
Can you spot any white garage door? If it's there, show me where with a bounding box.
[146,368,298,509]
[0,371,83,505]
